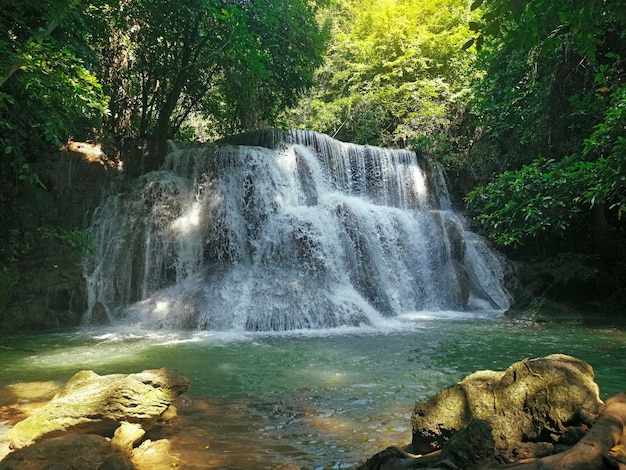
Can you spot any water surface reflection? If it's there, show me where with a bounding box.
[1,315,625,468]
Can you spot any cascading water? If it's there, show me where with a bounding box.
[84,130,512,330]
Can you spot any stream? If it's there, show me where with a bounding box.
[1,312,625,469]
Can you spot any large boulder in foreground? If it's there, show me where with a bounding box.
[8,368,189,449]
[411,354,603,459]
[360,354,606,469]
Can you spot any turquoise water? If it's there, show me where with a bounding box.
[1,313,625,468]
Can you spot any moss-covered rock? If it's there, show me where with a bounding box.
[0,434,134,470]
[505,296,584,323]
[0,145,121,331]
[410,354,602,461]
[359,355,604,469]
[8,368,189,449]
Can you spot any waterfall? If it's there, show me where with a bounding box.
[84,130,512,330]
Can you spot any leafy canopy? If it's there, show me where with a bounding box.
[286,0,478,152]
[96,0,327,158]
[464,0,626,249]
[0,0,108,162]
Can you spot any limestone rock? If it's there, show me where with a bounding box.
[131,438,175,468]
[410,354,603,461]
[111,422,145,452]
[0,434,134,470]
[159,404,178,422]
[8,368,189,449]
[359,355,605,470]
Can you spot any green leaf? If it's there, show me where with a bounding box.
[462,38,475,51]
[475,35,484,50]
[470,0,484,11]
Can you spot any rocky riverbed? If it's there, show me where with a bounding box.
[1,355,624,469]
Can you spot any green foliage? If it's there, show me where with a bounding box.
[466,84,626,248]
[0,0,109,160]
[40,228,95,257]
[1,227,93,268]
[463,0,626,171]
[285,0,478,151]
[463,0,626,256]
[96,0,327,157]
[465,0,626,59]
[216,0,329,132]
[583,86,626,215]
[465,158,587,246]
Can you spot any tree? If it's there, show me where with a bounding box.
[0,0,108,176]
[285,0,478,152]
[95,0,327,161]
[463,0,626,254]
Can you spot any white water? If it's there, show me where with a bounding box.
[84,130,511,330]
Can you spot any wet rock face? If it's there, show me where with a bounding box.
[7,368,189,449]
[1,147,117,331]
[410,354,603,461]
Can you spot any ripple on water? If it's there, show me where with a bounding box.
[0,317,625,467]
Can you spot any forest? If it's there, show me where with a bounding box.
[1,0,625,323]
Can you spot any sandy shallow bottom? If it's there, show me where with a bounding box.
[0,380,409,469]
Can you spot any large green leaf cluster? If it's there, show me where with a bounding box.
[0,0,108,164]
[583,86,626,214]
[465,157,589,246]
[464,0,626,251]
[286,0,478,151]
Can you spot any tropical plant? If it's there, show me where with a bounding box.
[463,0,626,255]
[0,0,109,173]
[285,0,478,154]
[465,157,589,247]
[95,0,328,161]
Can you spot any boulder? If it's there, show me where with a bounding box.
[411,354,602,459]
[8,368,189,449]
[360,354,605,469]
[508,392,626,469]
[111,422,145,452]
[0,433,134,470]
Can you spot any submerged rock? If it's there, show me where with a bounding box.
[506,296,584,323]
[0,434,134,470]
[360,354,605,469]
[7,368,189,449]
[111,422,146,452]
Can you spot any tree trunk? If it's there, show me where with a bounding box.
[147,72,186,167]
[147,33,195,167]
